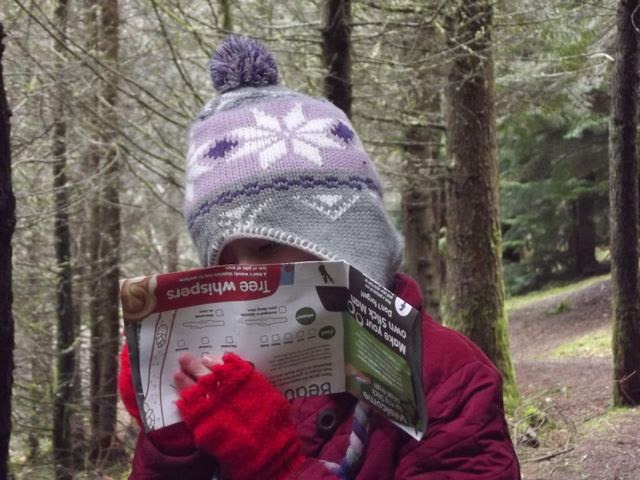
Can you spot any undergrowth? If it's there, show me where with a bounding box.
[505,274,609,311]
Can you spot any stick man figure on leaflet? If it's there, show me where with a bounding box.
[319,265,335,284]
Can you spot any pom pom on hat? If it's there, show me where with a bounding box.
[210,36,279,93]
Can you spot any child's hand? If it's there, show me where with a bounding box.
[175,352,305,480]
[174,353,215,390]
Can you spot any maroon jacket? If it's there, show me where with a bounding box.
[128,274,520,479]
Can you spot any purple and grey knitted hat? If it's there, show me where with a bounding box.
[184,36,403,286]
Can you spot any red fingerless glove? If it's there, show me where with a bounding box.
[176,352,306,480]
[119,344,196,456]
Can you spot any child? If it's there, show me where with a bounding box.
[118,35,521,480]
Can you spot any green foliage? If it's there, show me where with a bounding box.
[581,407,633,433]
[522,404,550,429]
[502,381,521,414]
[544,299,572,316]
[499,107,609,295]
[510,399,557,444]
[494,0,614,295]
[550,327,611,358]
[505,273,609,311]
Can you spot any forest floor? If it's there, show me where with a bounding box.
[510,276,640,480]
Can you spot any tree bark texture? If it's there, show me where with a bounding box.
[402,120,446,320]
[81,3,111,456]
[219,0,233,32]
[443,0,517,402]
[51,1,77,478]
[0,22,16,480]
[322,0,352,118]
[90,0,122,463]
[85,0,104,446]
[609,0,640,406]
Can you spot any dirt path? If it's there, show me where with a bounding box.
[509,278,640,479]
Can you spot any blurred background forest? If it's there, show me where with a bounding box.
[2,0,639,478]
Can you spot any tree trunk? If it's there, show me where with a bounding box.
[72,67,101,463]
[322,0,352,118]
[443,0,517,404]
[568,194,598,276]
[70,241,86,469]
[0,22,16,480]
[51,1,77,478]
[84,0,104,453]
[90,0,122,463]
[401,120,445,320]
[219,0,233,32]
[609,0,640,407]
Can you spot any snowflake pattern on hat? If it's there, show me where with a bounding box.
[185,103,358,203]
[214,103,353,169]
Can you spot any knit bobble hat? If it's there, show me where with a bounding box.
[185,36,403,286]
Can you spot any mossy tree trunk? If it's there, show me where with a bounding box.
[322,0,352,118]
[0,21,16,480]
[609,0,640,407]
[443,0,518,404]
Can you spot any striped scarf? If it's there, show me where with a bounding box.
[320,400,372,479]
